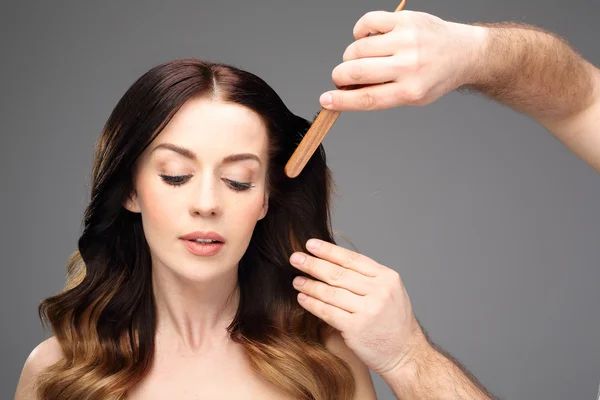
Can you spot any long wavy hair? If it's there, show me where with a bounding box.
[36,59,355,399]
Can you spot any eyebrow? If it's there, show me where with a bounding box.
[151,143,261,165]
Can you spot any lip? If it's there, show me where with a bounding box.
[179,231,226,257]
[180,231,226,242]
[181,239,224,257]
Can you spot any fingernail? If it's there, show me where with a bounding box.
[306,239,322,250]
[298,293,308,301]
[291,253,305,264]
[320,93,332,106]
[293,276,306,286]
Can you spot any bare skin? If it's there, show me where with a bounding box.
[15,330,374,400]
[15,336,292,400]
[119,332,301,399]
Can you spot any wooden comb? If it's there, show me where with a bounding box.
[284,0,407,178]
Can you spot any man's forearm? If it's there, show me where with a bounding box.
[382,341,497,400]
[463,22,597,124]
[461,22,600,171]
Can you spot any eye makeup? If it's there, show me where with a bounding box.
[158,174,255,192]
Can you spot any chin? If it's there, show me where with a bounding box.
[165,261,236,283]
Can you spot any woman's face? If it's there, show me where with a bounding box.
[127,96,270,282]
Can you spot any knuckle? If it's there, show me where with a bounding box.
[359,91,377,110]
[306,256,318,271]
[343,42,362,62]
[382,272,401,295]
[389,269,402,283]
[405,83,426,104]
[365,301,380,317]
[326,286,339,300]
[352,17,367,39]
[406,51,421,74]
[405,27,419,46]
[353,11,376,39]
[395,81,426,105]
[331,267,346,282]
[364,10,378,19]
[331,91,344,107]
[381,286,394,303]
[389,55,405,75]
[349,63,364,82]
[345,250,361,265]
[381,284,395,300]
[353,41,365,59]
[381,269,400,286]
[360,11,376,28]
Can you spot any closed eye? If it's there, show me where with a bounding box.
[223,178,254,191]
[159,174,254,191]
[159,174,190,186]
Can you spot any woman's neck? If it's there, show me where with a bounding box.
[151,263,240,353]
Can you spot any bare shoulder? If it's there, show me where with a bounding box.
[322,327,378,400]
[23,336,63,371]
[14,337,63,400]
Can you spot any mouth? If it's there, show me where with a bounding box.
[179,231,226,256]
[180,238,225,257]
[180,231,226,243]
[185,238,223,244]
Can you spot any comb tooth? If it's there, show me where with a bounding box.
[284,0,407,178]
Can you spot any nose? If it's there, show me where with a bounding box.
[188,175,222,217]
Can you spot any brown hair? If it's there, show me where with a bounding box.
[36,59,355,399]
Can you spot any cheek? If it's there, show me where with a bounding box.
[230,192,266,228]
[136,177,182,232]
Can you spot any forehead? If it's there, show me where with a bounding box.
[149,97,268,161]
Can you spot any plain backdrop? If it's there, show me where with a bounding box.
[2,1,599,399]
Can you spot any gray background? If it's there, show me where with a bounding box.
[2,0,599,399]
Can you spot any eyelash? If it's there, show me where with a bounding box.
[159,174,254,192]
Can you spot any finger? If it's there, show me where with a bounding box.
[293,276,363,313]
[306,239,385,277]
[290,252,370,295]
[331,57,401,88]
[353,11,399,40]
[320,82,402,111]
[342,31,398,62]
[296,292,353,332]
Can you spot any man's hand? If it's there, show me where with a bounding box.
[289,238,426,376]
[290,239,495,399]
[321,9,600,173]
[319,10,487,111]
